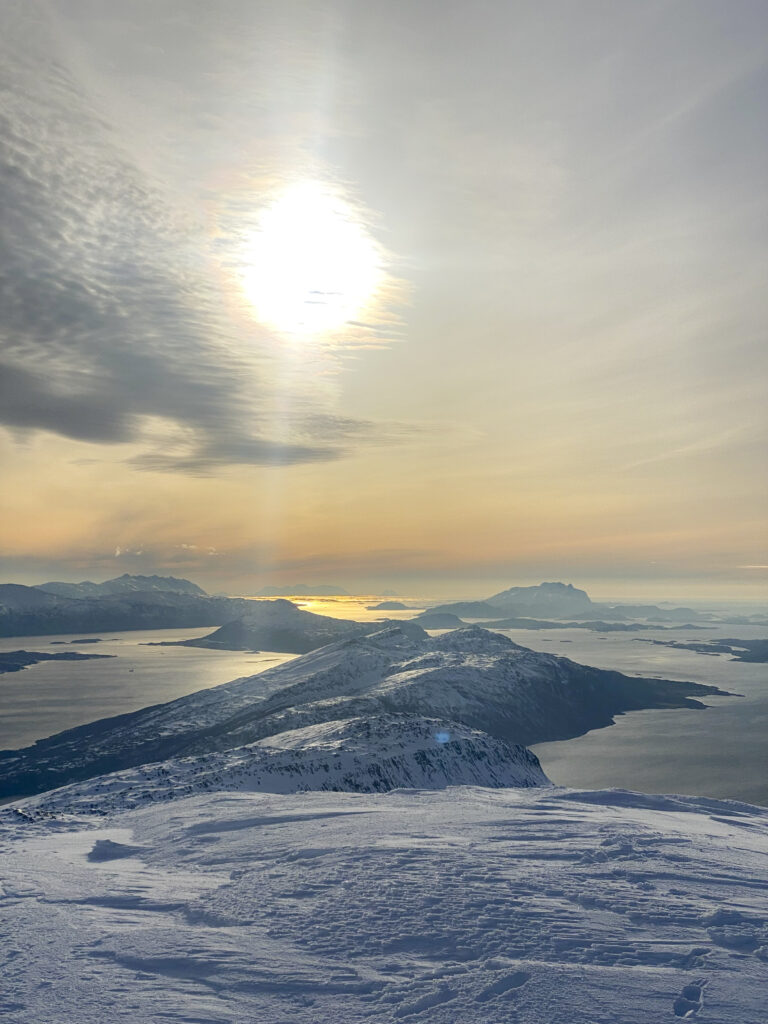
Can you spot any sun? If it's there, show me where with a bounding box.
[239,181,383,336]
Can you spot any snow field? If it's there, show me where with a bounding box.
[2,785,767,1022]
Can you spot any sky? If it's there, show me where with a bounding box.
[0,0,766,602]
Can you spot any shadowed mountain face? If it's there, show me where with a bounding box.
[0,584,251,637]
[0,626,725,802]
[0,581,384,647]
[488,582,594,617]
[426,581,761,625]
[170,602,428,654]
[0,650,115,674]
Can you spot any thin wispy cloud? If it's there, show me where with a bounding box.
[0,3,406,473]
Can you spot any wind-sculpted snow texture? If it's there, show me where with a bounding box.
[1,786,767,1022]
[0,627,724,801]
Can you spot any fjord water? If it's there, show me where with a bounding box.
[285,598,768,804]
[521,624,768,806]
[1,601,765,806]
[0,628,295,751]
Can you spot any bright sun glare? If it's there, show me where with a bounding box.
[240,181,382,336]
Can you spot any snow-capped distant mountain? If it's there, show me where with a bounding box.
[0,587,246,638]
[17,715,549,817]
[36,573,209,598]
[0,626,724,801]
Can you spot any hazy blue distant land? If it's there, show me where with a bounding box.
[1,575,763,654]
[412,611,466,628]
[475,617,708,632]
[429,581,766,626]
[36,573,207,599]
[0,576,250,637]
[0,649,115,674]
[634,637,768,662]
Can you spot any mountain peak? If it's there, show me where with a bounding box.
[36,574,208,599]
[487,581,593,617]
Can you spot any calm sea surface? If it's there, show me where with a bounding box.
[1,599,765,805]
[516,624,768,807]
[0,627,296,751]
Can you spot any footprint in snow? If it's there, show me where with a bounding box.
[673,978,707,1018]
[475,970,530,1002]
[86,839,149,862]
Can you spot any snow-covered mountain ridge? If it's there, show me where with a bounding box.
[9,716,549,819]
[36,573,209,599]
[0,626,724,802]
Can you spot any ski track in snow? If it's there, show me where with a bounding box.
[2,786,768,1023]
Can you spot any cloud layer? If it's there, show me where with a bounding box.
[0,2,403,472]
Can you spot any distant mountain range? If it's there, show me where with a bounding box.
[36,573,208,599]
[1,574,761,644]
[0,575,246,637]
[428,580,755,624]
[0,575,420,651]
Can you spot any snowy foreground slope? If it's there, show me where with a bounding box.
[2,625,759,1021]
[0,626,723,800]
[2,786,768,1023]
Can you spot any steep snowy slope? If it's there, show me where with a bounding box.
[0,627,725,801]
[1,785,767,1023]
[11,716,549,817]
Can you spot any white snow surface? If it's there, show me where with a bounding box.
[10,715,549,815]
[2,785,767,1023]
[1,625,760,1021]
